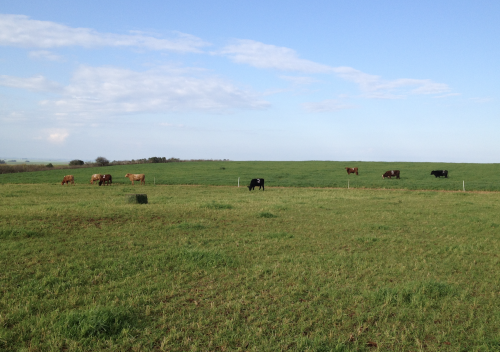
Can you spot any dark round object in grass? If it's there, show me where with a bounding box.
[126,194,148,204]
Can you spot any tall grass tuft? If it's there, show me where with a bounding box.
[258,211,277,218]
[0,228,43,238]
[201,201,233,209]
[374,281,457,306]
[58,307,136,339]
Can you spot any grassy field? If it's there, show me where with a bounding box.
[1,181,500,351]
[0,161,499,191]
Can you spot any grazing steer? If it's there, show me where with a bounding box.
[125,173,145,185]
[346,167,359,175]
[90,174,102,184]
[99,174,112,186]
[382,170,400,179]
[61,175,75,185]
[431,170,448,178]
[248,178,264,191]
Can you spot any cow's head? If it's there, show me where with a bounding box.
[125,173,130,177]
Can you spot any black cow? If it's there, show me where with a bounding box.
[431,170,448,178]
[248,178,264,191]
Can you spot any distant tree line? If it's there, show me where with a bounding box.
[70,156,229,167]
[0,156,229,174]
[69,159,85,166]
[108,157,230,165]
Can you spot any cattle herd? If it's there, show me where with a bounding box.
[61,173,145,186]
[343,167,448,180]
[60,168,449,187]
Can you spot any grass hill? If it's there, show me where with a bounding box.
[0,161,499,191]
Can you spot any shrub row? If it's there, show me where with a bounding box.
[0,157,230,174]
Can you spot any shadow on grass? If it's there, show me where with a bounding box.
[0,228,44,239]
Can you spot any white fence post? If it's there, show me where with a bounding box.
[238,177,240,187]
[463,180,465,192]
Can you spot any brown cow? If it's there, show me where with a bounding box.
[125,173,145,185]
[61,175,75,185]
[382,170,400,179]
[90,174,102,184]
[346,167,358,175]
[99,174,112,186]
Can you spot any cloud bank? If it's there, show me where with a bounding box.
[0,74,62,92]
[29,66,269,116]
[0,14,209,52]
[220,39,334,73]
[302,99,355,113]
[220,39,451,100]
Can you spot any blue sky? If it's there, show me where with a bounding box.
[1,0,499,162]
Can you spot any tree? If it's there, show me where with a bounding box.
[46,163,54,168]
[0,160,5,164]
[148,156,167,163]
[69,159,85,166]
[95,156,110,166]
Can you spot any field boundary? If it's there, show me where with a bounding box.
[3,182,499,194]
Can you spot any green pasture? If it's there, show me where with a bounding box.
[1,183,500,351]
[0,161,499,191]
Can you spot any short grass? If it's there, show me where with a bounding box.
[1,183,500,351]
[0,161,499,191]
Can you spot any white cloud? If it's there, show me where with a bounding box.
[220,39,451,98]
[28,50,63,61]
[0,74,62,92]
[219,39,333,73]
[332,67,450,99]
[302,99,354,113]
[0,14,209,52]
[39,65,269,116]
[280,75,319,85]
[46,129,69,143]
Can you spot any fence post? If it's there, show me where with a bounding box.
[463,180,465,192]
[238,177,240,187]
[154,177,155,185]
[348,179,349,189]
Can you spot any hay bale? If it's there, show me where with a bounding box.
[126,194,148,204]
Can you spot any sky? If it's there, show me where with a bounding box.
[0,1,499,162]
